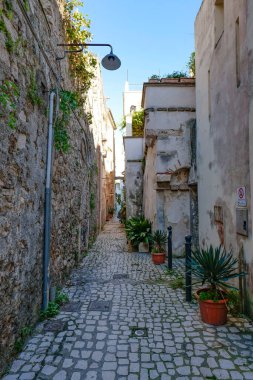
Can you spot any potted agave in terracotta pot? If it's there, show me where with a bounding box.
[191,245,245,326]
[151,230,167,265]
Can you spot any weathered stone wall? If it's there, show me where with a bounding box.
[124,137,144,219]
[142,81,196,255]
[0,0,102,371]
[195,0,253,316]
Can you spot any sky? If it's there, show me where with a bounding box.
[81,0,203,125]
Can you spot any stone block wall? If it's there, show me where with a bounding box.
[0,0,100,371]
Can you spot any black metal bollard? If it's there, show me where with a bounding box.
[185,235,192,302]
[167,226,172,270]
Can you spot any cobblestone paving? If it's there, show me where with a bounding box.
[3,220,253,380]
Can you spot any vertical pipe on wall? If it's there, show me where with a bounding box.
[42,91,56,310]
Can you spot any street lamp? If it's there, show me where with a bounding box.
[42,42,120,311]
[57,43,121,70]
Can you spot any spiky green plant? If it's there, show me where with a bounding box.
[152,230,167,252]
[125,216,152,245]
[191,245,246,292]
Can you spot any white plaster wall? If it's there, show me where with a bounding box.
[123,89,142,116]
[145,111,196,134]
[144,86,195,109]
[163,191,190,255]
[125,162,143,219]
[124,137,144,161]
[156,132,191,173]
[196,0,253,315]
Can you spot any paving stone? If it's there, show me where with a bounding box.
[41,365,57,376]
[4,220,253,380]
[102,362,117,371]
[102,371,116,380]
[19,373,35,380]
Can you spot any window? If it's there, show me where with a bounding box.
[214,0,224,47]
[235,17,240,87]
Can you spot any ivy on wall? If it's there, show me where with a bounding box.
[0,80,19,129]
[54,90,79,152]
[63,0,97,99]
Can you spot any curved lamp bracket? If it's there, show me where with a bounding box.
[57,43,121,71]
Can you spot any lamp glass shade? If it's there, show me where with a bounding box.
[102,53,121,70]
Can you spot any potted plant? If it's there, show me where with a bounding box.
[151,230,167,264]
[125,216,152,253]
[191,245,246,326]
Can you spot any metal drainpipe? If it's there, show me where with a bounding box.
[42,90,57,310]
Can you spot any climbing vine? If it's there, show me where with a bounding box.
[0,80,19,129]
[63,0,97,98]
[27,72,43,106]
[54,90,79,152]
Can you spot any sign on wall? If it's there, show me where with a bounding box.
[237,186,247,207]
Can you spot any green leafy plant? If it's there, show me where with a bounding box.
[187,51,195,77]
[39,291,69,320]
[0,80,19,128]
[118,202,126,224]
[63,0,97,97]
[14,326,33,353]
[90,192,95,211]
[227,289,241,316]
[27,72,42,106]
[55,292,69,305]
[119,116,126,130]
[132,109,144,137]
[0,7,16,53]
[23,0,30,12]
[170,274,185,290]
[152,230,167,253]
[125,216,152,246]
[54,90,79,152]
[165,71,188,78]
[191,245,246,300]
[149,74,161,80]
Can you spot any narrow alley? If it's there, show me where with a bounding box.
[4,220,253,380]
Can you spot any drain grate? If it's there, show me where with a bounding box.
[44,320,66,332]
[130,327,148,338]
[61,302,82,312]
[113,274,129,280]
[88,300,112,312]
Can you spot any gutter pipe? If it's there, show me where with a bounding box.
[42,90,57,310]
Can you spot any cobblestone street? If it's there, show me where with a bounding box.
[4,220,253,380]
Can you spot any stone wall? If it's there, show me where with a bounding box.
[0,0,103,371]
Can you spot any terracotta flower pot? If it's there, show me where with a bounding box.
[152,252,165,265]
[195,288,228,326]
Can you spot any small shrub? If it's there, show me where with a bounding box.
[228,289,241,316]
[14,326,33,353]
[170,275,185,290]
[39,292,69,320]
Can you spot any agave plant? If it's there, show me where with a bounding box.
[152,230,167,252]
[191,245,245,291]
[125,216,152,245]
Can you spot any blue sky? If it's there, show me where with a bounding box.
[82,0,203,124]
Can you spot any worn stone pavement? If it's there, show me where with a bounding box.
[3,220,253,380]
